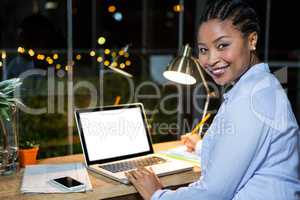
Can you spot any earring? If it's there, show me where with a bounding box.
[252,46,256,51]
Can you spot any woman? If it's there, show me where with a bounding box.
[125,0,300,199]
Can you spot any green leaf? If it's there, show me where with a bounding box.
[0,101,10,107]
[0,78,23,120]
[0,108,10,121]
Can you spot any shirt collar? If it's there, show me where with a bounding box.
[223,63,270,101]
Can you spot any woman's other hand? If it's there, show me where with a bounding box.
[181,132,201,152]
[125,167,163,200]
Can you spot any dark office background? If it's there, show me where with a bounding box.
[0,0,299,158]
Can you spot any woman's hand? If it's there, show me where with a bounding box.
[181,132,201,152]
[125,167,163,200]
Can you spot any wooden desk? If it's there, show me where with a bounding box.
[0,141,200,200]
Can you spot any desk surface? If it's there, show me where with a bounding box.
[0,141,200,200]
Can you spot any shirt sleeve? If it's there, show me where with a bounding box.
[151,97,269,200]
[195,139,202,156]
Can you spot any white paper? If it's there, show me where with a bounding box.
[158,144,201,166]
[21,163,92,193]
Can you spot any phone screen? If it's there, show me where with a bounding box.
[53,177,84,188]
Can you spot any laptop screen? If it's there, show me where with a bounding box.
[75,104,154,165]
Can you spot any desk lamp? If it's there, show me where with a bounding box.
[163,44,212,134]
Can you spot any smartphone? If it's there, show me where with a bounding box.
[50,176,85,191]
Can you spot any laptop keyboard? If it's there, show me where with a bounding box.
[99,156,167,173]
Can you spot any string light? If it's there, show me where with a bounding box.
[111,51,117,58]
[1,51,6,59]
[28,49,35,56]
[76,54,82,60]
[118,50,124,56]
[10,40,133,73]
[97,56,103,63]
[104,60,110,66]
[53,53,59,60]
[48,59,54,65]
[120,63,125,69]
[37,54,45,60]
[90,50,96,57]
[108,5,116,13]
[17,47,25,54]
[104,49,110,55]
[98,37,106,45]
[125,60,131,66]
[46,56,54,64]
[111,61,118,67]
[0,61,2,67]
[173,4,184,12]
[65,65,72,71]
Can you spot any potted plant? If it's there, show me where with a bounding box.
[19,140,39,167]
[0,78,23,175]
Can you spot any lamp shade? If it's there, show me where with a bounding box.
[163,44,198,85]
[163,44,212,135]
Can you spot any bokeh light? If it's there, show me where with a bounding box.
[111,61,118,67]
[76,54,82,60]
[113,12,123,21]
[28,49,35,56]
[97,56,103,63]
[17,47,25,54]
[98,36,106,45]
[125,60,131,66]
[1,52,6,59]
[104,49,111,55]
[104,60,110,66]
[37,54,45,60]
[108,5,116,13]
[90,50,96,57]
[173,4,184,12]
[120,63,125,69]
[53,53,59,60]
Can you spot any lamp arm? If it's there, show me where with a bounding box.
[193,58,211,135]
[193,58,210,95]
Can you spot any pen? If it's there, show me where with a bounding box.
[191,113,211,135]
[114,96,121,105]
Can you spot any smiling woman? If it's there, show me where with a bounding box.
[126,0,300,200]
[196,2,260,86]
[197,19,259,85]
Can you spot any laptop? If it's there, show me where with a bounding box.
[74,103,194,184]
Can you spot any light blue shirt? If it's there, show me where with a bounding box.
[152,63,300,200]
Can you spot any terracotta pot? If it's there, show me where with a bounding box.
[19,147,39,168]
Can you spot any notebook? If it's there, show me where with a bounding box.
[74,103,194,184]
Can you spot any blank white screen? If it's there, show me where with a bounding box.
[79,107,150,161]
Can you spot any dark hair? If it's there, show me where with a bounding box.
[200,0,260,37]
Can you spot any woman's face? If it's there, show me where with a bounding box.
[197,19,257,85]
